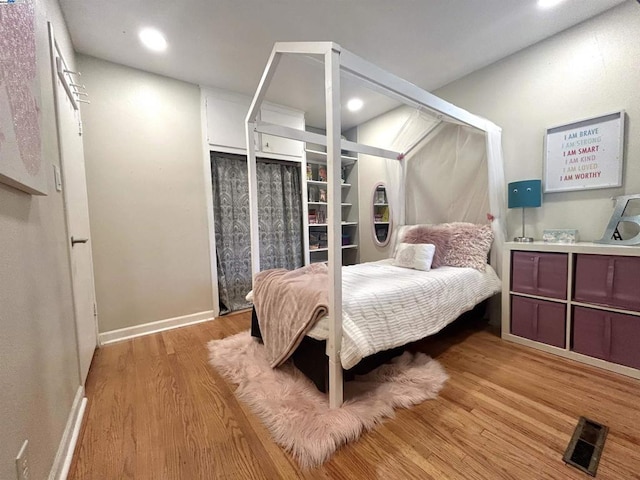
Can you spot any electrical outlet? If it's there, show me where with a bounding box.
[15,440,29,480]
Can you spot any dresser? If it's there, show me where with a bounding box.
[502,241,640,379]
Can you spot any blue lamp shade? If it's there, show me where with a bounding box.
[508,180,542,209]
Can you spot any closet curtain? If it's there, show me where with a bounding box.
[211,152,303,313]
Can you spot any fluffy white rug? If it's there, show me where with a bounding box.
[208,331,448,468]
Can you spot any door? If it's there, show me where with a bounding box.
[50,29,97,384]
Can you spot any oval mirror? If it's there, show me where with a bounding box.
[372,182,392,247]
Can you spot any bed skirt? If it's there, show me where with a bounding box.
[250,302,486,393]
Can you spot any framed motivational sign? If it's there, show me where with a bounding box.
[543,111,625,193]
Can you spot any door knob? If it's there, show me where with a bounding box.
[71,236,89,246]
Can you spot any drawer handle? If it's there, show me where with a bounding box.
[606,258,615,300]
[603,316,612,359]
[533,256,540,291]
[532,303,539,339]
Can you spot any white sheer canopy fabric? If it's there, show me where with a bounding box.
[383,110,506,275]
[485,126,507,273]
[386,109,441,228]
[404,123,489,225]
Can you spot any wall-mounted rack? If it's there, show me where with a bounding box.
[55,54,89,110]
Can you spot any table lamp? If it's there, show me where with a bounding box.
[508,179,542,243]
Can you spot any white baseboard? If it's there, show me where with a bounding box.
[98,310,215,346]
[49,386,87,480]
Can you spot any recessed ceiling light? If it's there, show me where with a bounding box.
[347,98,363,112]
[139,28,167,52]
[537,0,564,9]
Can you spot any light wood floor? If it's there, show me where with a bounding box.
[69,311,640,479]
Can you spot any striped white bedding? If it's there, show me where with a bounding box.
[307,259,501,369]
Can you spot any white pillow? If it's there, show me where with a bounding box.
[391,224,411,258]
[392,243,435,271]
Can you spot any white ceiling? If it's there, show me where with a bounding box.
[59,0,626,129]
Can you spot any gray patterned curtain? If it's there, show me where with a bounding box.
[211,152,303,313]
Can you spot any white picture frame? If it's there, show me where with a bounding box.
[543,111,625,193]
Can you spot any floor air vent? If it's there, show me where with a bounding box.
[563,417,608,476]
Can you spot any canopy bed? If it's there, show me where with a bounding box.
[245,42,507,408]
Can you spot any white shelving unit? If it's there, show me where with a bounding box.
[309,244,359,253]
[303,148,359,265]
[308,202,353,206]
[372,184,391,246]
[307,180,352,188]
[502,241,640,380]
[305,148,358,165]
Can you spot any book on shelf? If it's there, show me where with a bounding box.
[309,233,320,250]
[318,233,328,249]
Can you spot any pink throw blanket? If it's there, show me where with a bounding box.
[253,263,329,367]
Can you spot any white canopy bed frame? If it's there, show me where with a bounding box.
[245,41,506,408]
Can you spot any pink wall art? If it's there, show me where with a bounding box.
[0,0,47,195]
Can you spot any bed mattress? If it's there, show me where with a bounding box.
[306,259,501,369]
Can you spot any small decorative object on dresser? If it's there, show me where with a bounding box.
[543,229,579,244]
[596,194,640,246]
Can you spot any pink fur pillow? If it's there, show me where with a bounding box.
[442,222,493,271]
[402,225,452,268]
[402,223,493,271]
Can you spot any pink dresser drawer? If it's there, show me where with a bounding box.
[574,255,640,312]
[511,252,568,299]
[573,306,640,370]
[511,296,566,348]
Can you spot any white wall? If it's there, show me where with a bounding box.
[78,55,214,333]
[0,0,81,478]
[434,1,640,241]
